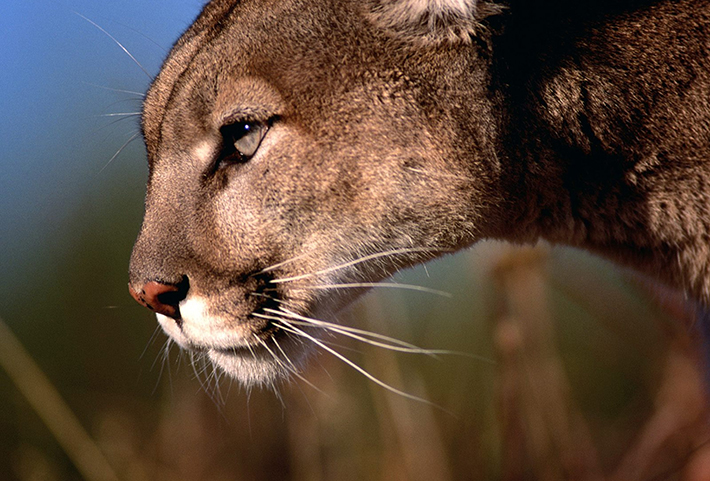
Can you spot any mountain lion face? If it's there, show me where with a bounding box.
[129,0,504,385]
[129,0,710,385]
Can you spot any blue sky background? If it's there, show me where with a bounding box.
[1,0,204,302]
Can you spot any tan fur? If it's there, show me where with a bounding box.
[129,0,710,385]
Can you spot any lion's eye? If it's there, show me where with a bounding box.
[219,120,268,164]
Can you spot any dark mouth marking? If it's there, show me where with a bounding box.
[249,270,284,307]
[242,269,293,341]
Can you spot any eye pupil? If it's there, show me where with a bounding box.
[218,120,268,166]
[231,123,252,142]
[236,123,251,137]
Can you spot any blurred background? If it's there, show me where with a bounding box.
[2,1,710,480]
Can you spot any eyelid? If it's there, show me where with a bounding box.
[220,107,271,126]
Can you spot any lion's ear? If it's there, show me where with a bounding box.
[368,0,502,43]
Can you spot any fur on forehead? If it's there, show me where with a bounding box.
[368,0,503,43]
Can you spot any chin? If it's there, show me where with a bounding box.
[208,349,289,387]
[205,331,315,388]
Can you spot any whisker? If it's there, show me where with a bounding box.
[273,320,450,412]
[270,336,298,373]
[270,307,494,363]
[73,12,154,80]
[273,388,286,410]
[286,318,431,355]
[224,374,236,400]
[267,327,330,397]
[106,18,169,54]
[82,81,145,98]
[174,345,185,372]
[272,247,444,284]
[250,292,308,314]
[293,282,453,298]
[190,352,227,411]
[101,99,145,113]
[243,341,258,363]
[98,132,141,174]
[252,313,365,353]
[89,116,141,138]
[92,114,141,133]
[264,308,437,356]
[254,334,326,395]
[253,335,292,381]
[165,342,176,396]
[255,252,313,275]
[97,112,142,118]
[150,337,170,372]
[140,325,164,361]
[254,312,335,341]
[152,338,173,396]
[209,364,226,406]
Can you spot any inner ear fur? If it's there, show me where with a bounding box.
[367,0,503,43]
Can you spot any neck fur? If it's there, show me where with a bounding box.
[492,0,710,302]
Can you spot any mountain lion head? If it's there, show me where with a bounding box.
[129,0,710,386]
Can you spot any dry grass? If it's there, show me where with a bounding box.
[3,244,710,480]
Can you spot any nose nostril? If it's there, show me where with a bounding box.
[129,276,190,320]
[156,277,190,306]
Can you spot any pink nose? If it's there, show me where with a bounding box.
[129,279,188,319]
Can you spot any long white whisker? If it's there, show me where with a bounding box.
[152,338,173,396]
[152,338,170,376]
[270,336,298,373]
[272,247,443,284]
[263,315,386,359]
[273,320,449,411]
[190,352,212,397]
[253,336,291,380]
[264,308,437,355]
[203,361,223,404]
[97,112,142,117]
[243,340,257,362]
[96,117,142,134]
[101,99,145,113]
[254,334,325,395]
[270,308,494,363]
[255,311,422,355]
[253,312,342,344]
[140,325,164,361]
[151,337,170,372]
[272,328,331,397]
[173,344,184,373]
[293,282,453,298]
[98,132,140,174]
[73,12,154,80]
[81,81,146,98]
[255,252,313,275]
[212,367,227,406]
[107,18,169,54]
[291,319,436,355]
[195,354,227,411]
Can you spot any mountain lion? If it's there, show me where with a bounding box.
[128,0,710,386]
